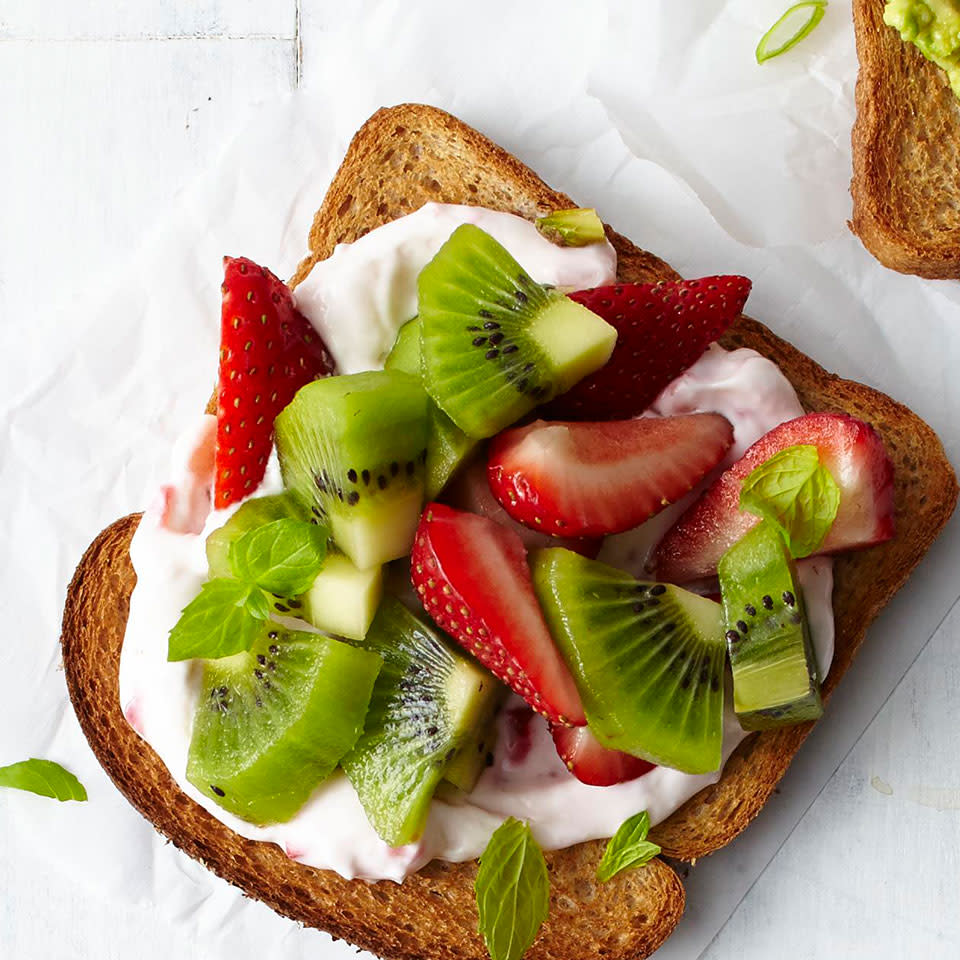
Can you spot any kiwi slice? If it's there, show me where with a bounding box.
[384,316,422,375]
[718,522,822,731]
[418,224,617,438]
[205,493,308,578]
[186,624,381,824]
[274,371,428,570]
[531,548,726,774]
[300,551,383,641]
[384,316,478,497]
[535,207,605,246]
[442,711,499,794]
[342,597,499,846]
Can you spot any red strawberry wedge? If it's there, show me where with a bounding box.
[653,412,896,582]
[411,503,586,726]
[551,725,655,787]
[214,257,334,509]
[487,414,734,538]
[543,276,751,421]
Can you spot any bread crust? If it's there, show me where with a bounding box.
[851,0,960,277]
[62,103,956,958]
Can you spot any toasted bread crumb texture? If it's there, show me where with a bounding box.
[851,0,960,277]
[62,104,956,959]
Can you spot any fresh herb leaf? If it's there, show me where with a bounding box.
[475,818,549,960]
[228,518,328,596]
[597,810,661,882]
[756,2,828,64]
[244,588,274,621]
[739,444,840,558]
[167,578,262,661]
[0,759,87,802]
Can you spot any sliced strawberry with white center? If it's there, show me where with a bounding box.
[410,503,586,726]
[551,725,655,787]
[214,256,335,509]
[442,454,602,558]
[653,412,896,582]
[543,276,751,421]
[487,414,734,538]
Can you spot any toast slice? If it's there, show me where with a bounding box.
[62,103,957,960]
[851,0,960,277]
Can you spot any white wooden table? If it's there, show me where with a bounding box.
[1,2,958,958]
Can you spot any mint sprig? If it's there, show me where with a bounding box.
[168,579,263,661]
[475,818,549,960]
[169,511,330,662]
[0,759,87,802]
[596,810,661,882]
[739,444,840,558]
[228,518,328,596]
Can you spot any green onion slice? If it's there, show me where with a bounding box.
[756,2,828,64]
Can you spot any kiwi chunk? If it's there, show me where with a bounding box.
[384,316,478,497]
[535,207,605,247]
[418,224,616,438]
[718,523,822,731]
[205,493,308,578]
[275,371,428,570]
[342,597,499,846]
[442,710,500,794]
[531,548,725,774]
[300,551,383,641]
[186,625,381,824]
[384,316,422,375]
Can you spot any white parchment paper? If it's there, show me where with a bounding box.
[2,1,959,957]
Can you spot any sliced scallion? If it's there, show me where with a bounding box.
[756,2,828,64]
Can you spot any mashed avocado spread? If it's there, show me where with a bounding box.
[885,0,960,96]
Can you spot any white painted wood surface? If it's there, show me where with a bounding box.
[1,1,958,958]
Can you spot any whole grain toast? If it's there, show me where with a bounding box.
[851,0,960,277]
[62,103,957,960]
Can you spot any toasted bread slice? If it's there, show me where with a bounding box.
[62,104,956,959]
[851,0,960,277]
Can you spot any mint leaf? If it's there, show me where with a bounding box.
[597,810,661,882]
[167,578,262,661]
[244,588,273,621]
[228,518,328,596]
[739,444,840,558]
[0,759,87,802]
[475,818,549,960]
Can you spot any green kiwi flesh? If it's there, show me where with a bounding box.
[718,522,822,731]
[342,597,499,846]
[442,710,500,794]
[205,493,308,579]
[300,551,383,641]
[531,547,725,774]
[186,625,382,824]
[535,207,606,247]
[384,316,478,497]
[418,224,616,438]
[274,371,428,570]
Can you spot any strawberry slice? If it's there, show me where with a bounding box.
[410,503,586,726]
[551,725,655,787]
[543,276,751,421]
[442,454,602,558]
[487,414,734,538]
[214,256,334,509]
[653,412,895,582]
